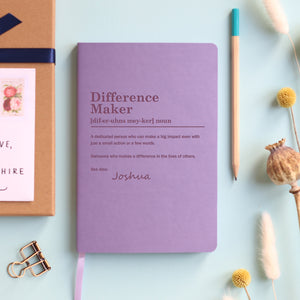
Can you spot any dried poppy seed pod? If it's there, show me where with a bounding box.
[265,138,300,229]
[265,138,300,185]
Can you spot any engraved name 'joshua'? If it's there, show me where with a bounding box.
[112,171,151,181]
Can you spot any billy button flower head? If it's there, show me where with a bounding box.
[276,87,300,151]
[277,87,296,107]
[232,269,252,300]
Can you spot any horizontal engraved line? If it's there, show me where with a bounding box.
[91,126,205,128]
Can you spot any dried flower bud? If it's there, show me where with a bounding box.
[277,87,296,108]
[265,138,300,185]
[232,269,251,288]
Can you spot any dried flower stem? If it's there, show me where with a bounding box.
[287,33,300,76]
[244,287,251,300]
[272,280,278,300]
[290,107,300,151]
[294,192,300,229]
[286,33,300,152]
[289,182,300,229]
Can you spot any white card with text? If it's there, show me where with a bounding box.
[0,68,36,201]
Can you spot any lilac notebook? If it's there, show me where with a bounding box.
[77,43,217,253]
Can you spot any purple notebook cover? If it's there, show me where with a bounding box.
[77,43,217,253]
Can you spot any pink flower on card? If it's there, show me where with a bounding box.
[4,86,17,97]
[16,87,23,94]
[10,97,22,111]
[3,99,11,111]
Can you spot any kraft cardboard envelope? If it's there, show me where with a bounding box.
[0,0,55,215]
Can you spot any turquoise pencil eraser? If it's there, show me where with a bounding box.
[232,8,239,36]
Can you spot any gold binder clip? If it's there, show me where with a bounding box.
[7,241,51,278]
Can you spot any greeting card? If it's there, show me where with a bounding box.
[0,68,35,201]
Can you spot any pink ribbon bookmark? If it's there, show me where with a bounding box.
[75,253,85,300]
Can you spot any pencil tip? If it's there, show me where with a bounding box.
[235,176,237,181]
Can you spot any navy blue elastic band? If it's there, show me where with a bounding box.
[0,13,21,35]
[0,48,55,63]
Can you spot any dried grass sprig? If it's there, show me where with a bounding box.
[262,0,300,86]
[260,212,280,300]
[223,295,237,300]
[262,0,289,34]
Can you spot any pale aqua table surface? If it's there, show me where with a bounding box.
[1,0,300,299]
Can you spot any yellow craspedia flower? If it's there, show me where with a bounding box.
[232,269,251,288]
[277,87,296,108]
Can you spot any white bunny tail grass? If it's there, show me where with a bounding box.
[261,212,280,300]
[261,212,280,280]
[262,0,289,34]
[223,295,237,300]
[262,0,300,77]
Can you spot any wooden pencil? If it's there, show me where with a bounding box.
[231,8,240,180]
